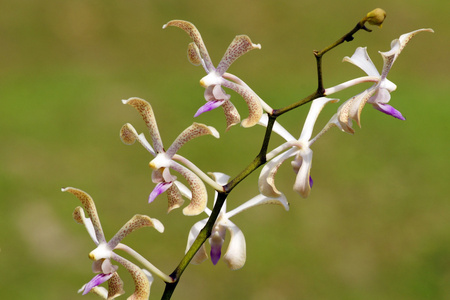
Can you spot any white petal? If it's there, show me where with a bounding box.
[208,172,230,186]
[185,219,209,264]
[223,220,246,270]
[292,150,313,198]
[299,97,338,142]
[72,206,99,245]
[343,47,380,77]
[227,193,289,218]
[259,148,298,197]
[173,180,192,200]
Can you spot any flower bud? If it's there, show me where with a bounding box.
[366,8,386,27]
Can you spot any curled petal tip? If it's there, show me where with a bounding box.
[72,206,84,224]
[151,218,165,233]
[120,123,138,145]
[187,42,202,66]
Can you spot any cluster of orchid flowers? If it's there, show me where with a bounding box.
[63,11,432,300]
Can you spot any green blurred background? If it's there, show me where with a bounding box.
[0,0,449,299]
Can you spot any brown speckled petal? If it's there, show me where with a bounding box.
[122,98,164,153]
[119,123,138,145]
[337,88,375,134]
[166,123,219,157]
[170,163,207,216]
[223,81,263,128]
[166,183,185,213]
[111,254,150,300]
[107,272,125,299]
[222,100,241,131]
[187,42,202,66]
[63,187,106,244]
[108,215,164,249]
[216,35,261,76]
[163,20,215,72]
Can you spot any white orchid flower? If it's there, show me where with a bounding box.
[164,20,269,130]
[186,172,289,270]
[326,28,433,133]
[62,187,164,299]
[259,97,338,198]
[120,97,222,216]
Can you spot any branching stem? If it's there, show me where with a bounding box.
[161,13,375,300]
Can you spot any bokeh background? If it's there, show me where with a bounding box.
[1,0,449,299]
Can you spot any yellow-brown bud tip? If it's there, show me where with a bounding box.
[366,8,386,28]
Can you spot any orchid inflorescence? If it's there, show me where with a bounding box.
[62,8,432,300]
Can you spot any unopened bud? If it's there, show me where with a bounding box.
[366,8,386,27]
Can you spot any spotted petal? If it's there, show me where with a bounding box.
[108,215,164,250]
[379,28,434,79]
[73,206,99,244]
[216,35,261,76]
[171,162,208,216]
[106,272,125,299]
[166,122,220,157]
[336,88,376,134]
[187,42,202,66]
[163,20,215,72]
[122,97,164,153]
[120,123,156,156]
[222,100,241,131]
[63,187,106,244]
[112,254,151,300]
[223,80,263,128]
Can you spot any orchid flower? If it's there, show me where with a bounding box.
[259,97,338,198]
[163,20,268,130]
[62,187,166,300]
[186,172,289,270]
[325,28,433,134]
[120,97,222,216]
